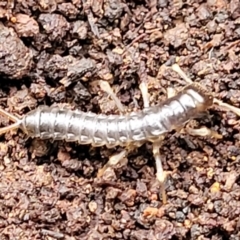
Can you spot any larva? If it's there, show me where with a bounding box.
[0,84,212,148]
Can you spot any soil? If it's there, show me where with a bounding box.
[0,0,240,239]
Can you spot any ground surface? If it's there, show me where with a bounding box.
[0,0,240,239]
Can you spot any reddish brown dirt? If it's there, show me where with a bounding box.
[0,0,239,239]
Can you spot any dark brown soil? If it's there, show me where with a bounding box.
[0,0,240,239]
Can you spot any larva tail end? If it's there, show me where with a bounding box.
[0,108,21,135]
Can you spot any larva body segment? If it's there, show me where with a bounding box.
[19,84,213,147]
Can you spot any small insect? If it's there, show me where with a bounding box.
[0,64,239,203]
[0,84,213,146]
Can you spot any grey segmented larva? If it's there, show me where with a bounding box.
[0,83,213,146]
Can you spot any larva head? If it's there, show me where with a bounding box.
[184,83,214,112]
